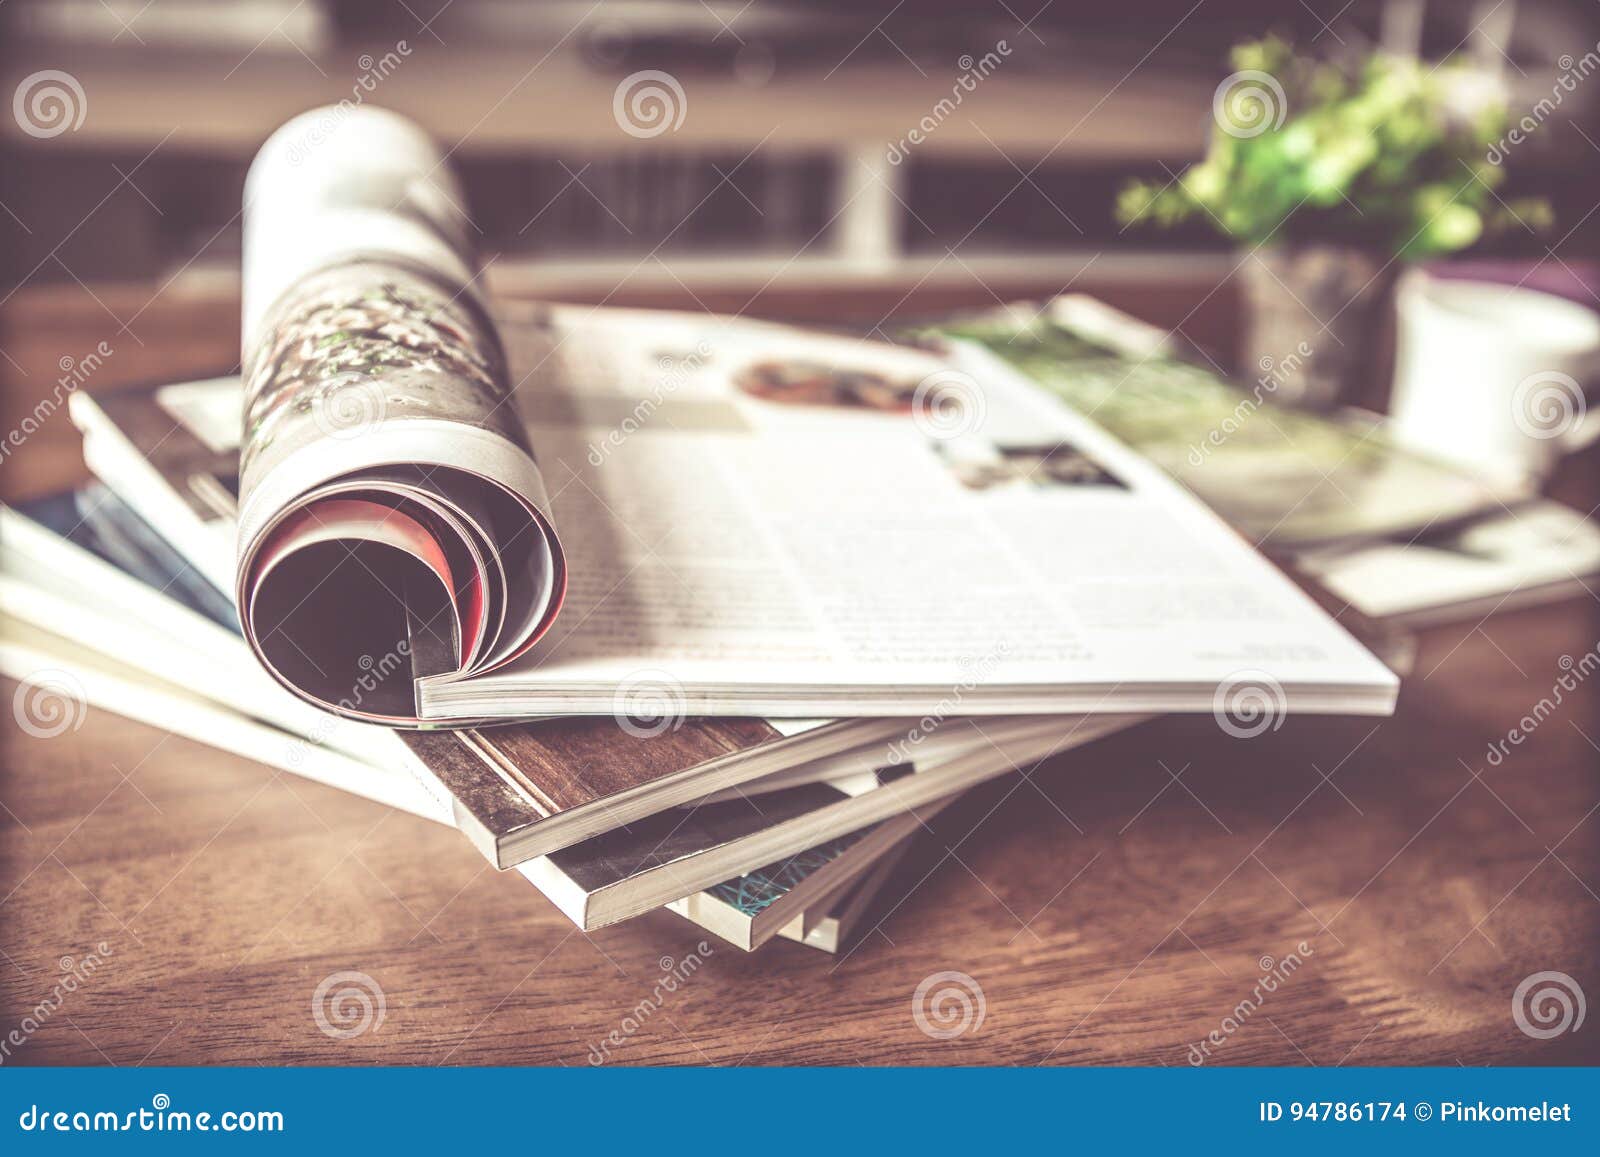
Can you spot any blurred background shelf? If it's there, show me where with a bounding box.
[6,0,1596,292]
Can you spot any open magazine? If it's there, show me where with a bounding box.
[235,107,1397,725]
[930,296,1528,549]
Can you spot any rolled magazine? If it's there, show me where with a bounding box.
[236,108,565,724]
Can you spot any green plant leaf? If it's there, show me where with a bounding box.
[1114,36,1551,256]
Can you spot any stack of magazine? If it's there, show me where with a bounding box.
[3,108,1417,955]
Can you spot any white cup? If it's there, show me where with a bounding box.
[1389,270,1600,482]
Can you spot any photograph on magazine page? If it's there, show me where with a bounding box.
[0,1,1597,1139]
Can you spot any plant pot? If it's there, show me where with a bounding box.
[1238,244,1397,410]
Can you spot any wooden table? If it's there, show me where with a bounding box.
[2,281,1597,1067]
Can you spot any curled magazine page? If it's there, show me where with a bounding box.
[234,107,565,725]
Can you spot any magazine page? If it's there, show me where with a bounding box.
[232,107,565,724]
[419,305,1397,719]
[933,295,1525,547]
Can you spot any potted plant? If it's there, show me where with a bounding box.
[1118,36,1551,409]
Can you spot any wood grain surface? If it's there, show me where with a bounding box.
[2,284,1597,1067]
[435,715,784,818]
